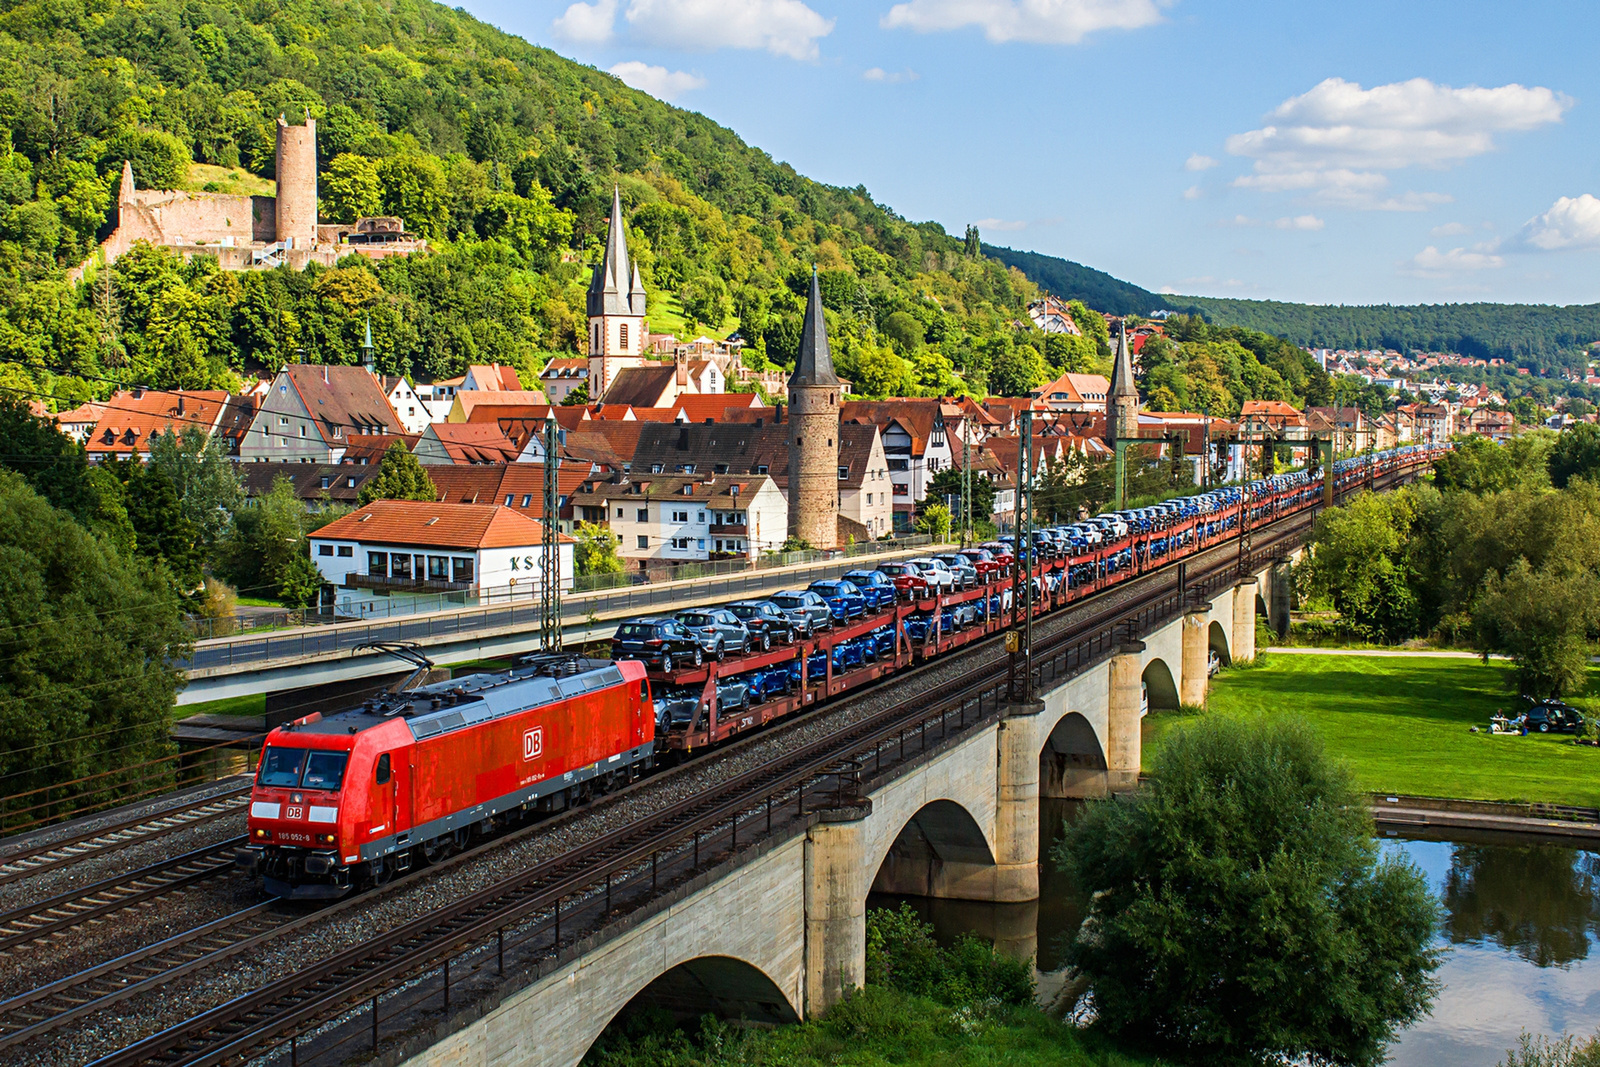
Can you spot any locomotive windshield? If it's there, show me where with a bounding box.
[258,747,306,787]
[257,747,349,791]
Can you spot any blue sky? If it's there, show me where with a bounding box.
[456,0,1600,307]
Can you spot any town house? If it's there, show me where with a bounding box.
[308,500,574,616]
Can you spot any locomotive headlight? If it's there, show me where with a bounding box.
[320,833,337,844]
[254,828,269,839]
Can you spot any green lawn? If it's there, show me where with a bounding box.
[177,692,266,719]
[1143,653,1600,807]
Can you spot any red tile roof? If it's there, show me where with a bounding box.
[670,393,764,424]
[85,389,233,455]
[283,365,400,444]
[423,423,520,464]
[313,500,571,548]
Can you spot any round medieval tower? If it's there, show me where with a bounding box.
[275,114,317,250]
[787,269,840,549]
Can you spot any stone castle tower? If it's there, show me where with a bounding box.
[275,114,317,249]
[586,186,649,397]
[1107,321,1140,444]
[787,269,840,549]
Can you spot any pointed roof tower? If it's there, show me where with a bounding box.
[587,186,647,319]
[1111,321,1138,401]
[791,268,840,389]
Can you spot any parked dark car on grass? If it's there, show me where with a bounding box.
[612,618,704,672]
[1522,699,1585,734]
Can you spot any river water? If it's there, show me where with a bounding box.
[869,800,1600,1064]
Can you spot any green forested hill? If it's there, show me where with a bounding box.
[984,244,1600,375]
[1178,297,1600,374]
[0,0,1111,404]
[982,243,1179,318]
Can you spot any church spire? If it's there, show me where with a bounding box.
[1107,320,1141,443]
[587,185,646,318]
[791,268,839,388]
[1111,321,1138,400]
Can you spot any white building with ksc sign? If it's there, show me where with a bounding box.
[308,500,575,617]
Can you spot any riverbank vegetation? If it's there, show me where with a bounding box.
[1147,654,1600,805]
[1501,1032,1600,1067]
[1300,431,1600,698]
[584,905,1159,1066]
[1066,715,1440,1067]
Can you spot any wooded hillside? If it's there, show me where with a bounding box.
[0,0,1089,404]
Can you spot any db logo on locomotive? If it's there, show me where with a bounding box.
[523,726,543,760]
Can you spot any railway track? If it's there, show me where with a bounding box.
[0,837,246,954]
[87,464,1413,1067]
[0,900,293,1053]
[0,787,250,888]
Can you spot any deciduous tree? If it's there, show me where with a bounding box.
[573,520,623,577]
[0,471,188,824]
[357,442,437,506]
[1060,715,1441,1066]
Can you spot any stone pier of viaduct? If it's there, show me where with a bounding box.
[406,558,1297,1067]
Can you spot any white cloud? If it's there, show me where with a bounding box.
[1225,77,1570,210]
[1222,213,1325,231]
[1182,185,1202,200]
[1276,214,1324,230]
[863,67,920,83]
[553,0,618,42]
[1431,221,1472,237]
[881,0,1168,46]
[625,0,834,59]
[1514,194,1600,251]
[1185,153,1218,171]
[609,61,707,101]
[1159,275,1257,294]
[974,217,1028,232]
[1407,244,1505,275]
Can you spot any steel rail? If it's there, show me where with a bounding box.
[0,836,246,953]
[86,460,1428,1067]
[0,787,250,887]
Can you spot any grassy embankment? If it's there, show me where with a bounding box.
[588,905,1166,1067]
[1144,653,1600,807]
[586,990,1164,1067]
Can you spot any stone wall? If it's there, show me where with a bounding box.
[786,388,840,548]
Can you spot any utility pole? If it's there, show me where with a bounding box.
[540,416,562,654]
[961,414,973,546]
[1007,409,1034,703]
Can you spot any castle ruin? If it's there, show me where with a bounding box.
[78,115,425,278]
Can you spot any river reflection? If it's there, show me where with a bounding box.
[867,804,1600,1066]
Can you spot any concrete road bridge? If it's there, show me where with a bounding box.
[176,542,937,706]
[393,552,1300,1067]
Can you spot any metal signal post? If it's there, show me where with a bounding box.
[961,414,974,546]
[1007,409,1034,703]
[540,417,562,654]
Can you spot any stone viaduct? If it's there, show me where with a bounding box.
[405,559,1297,1067]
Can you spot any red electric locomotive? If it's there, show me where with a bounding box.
[239,659,654,899]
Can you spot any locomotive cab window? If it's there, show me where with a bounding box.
[258,747,306,787]
[301,751,348,791]
[257,747,347,791]
[375,753,391,785]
